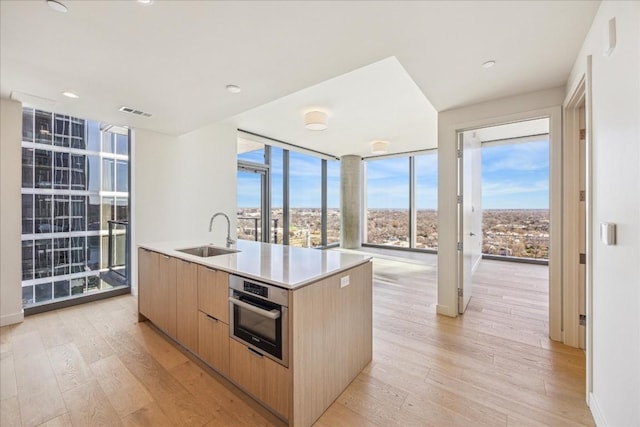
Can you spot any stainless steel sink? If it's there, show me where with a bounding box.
[176,245,239,257]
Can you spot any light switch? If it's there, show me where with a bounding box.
[340,276,350,288]
[600,222,616,245]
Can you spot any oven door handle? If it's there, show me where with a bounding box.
[229,296,281,320]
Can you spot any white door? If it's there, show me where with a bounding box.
[458,131,483,314]
[579,107,587,349]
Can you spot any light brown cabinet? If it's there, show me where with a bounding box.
[176,259,198,352]
[263,355,290,418]
[138,249,177,338]
[137,248,157,321]
[158,254,177,337]
[198,311,230,376]
[138,246,372,426]
[229,338,290,418]
[197,266,228,321]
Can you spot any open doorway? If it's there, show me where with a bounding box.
[457,118,551,319]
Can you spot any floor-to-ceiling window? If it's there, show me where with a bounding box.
[481,137,550,259]
[415,151,438,249]
[289,151,322,247]
[236,132,338,248]
[271,147,285,244]
[364,150,438,251]
[21,107,130,309]
[326,159,341,245]
[365,157,410,247]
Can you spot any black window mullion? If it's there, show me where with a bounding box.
[283,150,290,246]
[321,159,328,247]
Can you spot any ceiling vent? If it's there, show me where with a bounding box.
[119,106,152,118]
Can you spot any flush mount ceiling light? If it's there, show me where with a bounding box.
[482,60,496,69]
[304,110,328,131]
[61,91,79,99]
[47,0,68,13]
[137,0,154,4]
[226,84,241,94]
[370,140,389,155]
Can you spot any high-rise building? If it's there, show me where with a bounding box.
[20,107,130,308]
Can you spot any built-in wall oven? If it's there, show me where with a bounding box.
[229,274,289,367]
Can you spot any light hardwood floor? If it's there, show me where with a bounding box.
[0,253,594,427]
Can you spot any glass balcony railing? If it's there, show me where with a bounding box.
[237,217,280,244]
[100,220,130,286]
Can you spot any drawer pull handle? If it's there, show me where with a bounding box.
[248,347,264,358]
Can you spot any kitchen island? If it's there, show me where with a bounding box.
[137,239,372,426]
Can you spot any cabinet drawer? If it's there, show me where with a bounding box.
[264,356,290,418]
[228,339,290,419]
[198,311,230,376]
[197,266,229,321]
[229,338,265,400]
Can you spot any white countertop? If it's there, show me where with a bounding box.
[138,240,371,290]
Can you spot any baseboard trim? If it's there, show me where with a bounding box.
[0,310,24,327]
[589,392,607,427]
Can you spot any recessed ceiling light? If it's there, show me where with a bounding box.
[137,0,154,4]
[47,0,68,13]
[482,60,496,69]
[226,84,241,94]
[62,91,79,99]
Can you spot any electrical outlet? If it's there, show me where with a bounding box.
[340,276,350,288]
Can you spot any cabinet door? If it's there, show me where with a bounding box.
[229,339,265,399]
[198,266,229,322]
[264,356,290,418]
[138,248,158,321]
[198,311,230,376]
[157,254,177,337]
[176,259,198,352]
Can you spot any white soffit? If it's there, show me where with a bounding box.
[230,57,438,158]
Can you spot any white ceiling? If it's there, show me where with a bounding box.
[0,1,599,156]
[230,57,438,157]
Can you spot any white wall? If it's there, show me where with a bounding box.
[132,121,238,291]
[0,97,24,326]
[567,2,640,425]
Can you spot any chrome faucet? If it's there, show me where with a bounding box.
[209,212,235,248]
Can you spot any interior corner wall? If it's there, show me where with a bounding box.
[436,87,565,318]
[567,2,640,425]
[0,97,24,326]
[132,122,238,293]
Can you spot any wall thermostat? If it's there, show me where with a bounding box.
[600,222,616,246]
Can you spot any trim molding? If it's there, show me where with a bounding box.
[0,310,24,327]
[436,304,456,317]
[589,392,607,427]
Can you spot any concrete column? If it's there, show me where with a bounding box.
[340,155,362,249]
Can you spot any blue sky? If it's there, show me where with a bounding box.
[481,139,549,209]
[237,138,549,210]
[237,149,340,208]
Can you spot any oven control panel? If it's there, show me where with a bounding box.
[229,274,289,307]
[243,281,268,298]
